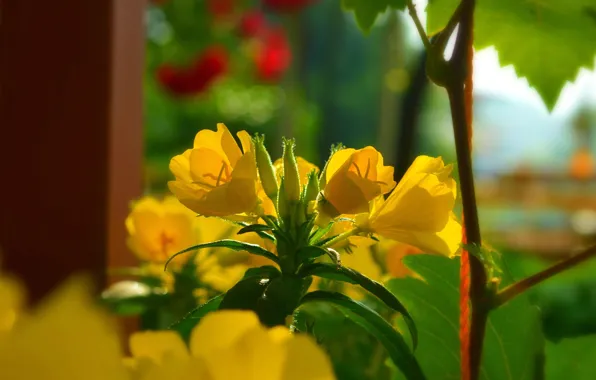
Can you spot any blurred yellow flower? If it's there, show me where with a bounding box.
[126,196,197,264]
[356,156,461,257]
[318,147,395,217]
[0,277,128,380]
[0,276,23,333]
[383,240,423,279]
[126,195,247,293]
[127,310,336,380]
[169,123,259,217]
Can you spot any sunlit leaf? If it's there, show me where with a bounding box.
[342,0,407,32]
[426,0,596,110]
[388,254,542,380]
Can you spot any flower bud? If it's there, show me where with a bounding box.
[303,169,320,206]
[277,177,290,219]
[253,134,278,201]
[282,138,301,202]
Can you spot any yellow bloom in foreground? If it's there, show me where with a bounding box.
[0,277,128,380]
[126,196,197,264]
[319,147,395,217]
[357,156,461,257]
[0,276,23,333]
[127,310,336,380]
[169,123,259,217]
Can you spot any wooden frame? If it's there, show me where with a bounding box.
[0,0,146,302]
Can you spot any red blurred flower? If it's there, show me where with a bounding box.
[238,11,267,38]
[255,27,292,82]
[207,0,235,19]
[156,46,229,97]
[262,0,317,13]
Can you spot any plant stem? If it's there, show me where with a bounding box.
[319,228,360,249]
[444,0,487,379]
[447,82,487,380]
[495,244,596,307]
[405,0,431,49]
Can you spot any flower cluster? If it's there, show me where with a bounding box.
[0,272,335,379]
[162,123,462,338]
[169,123,461,259]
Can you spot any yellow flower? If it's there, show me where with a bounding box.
[169,123,259,217]
[318,147,396,217]
[127,310,336,380]
[0,277,128,380]
[126,196,197,265]
[383,241,423,279]
[0,276,23,333]
[356,156,461,257]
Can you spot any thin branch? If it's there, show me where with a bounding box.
[444,0,485,379]
[405,0,431,49]
[495,244,596,307]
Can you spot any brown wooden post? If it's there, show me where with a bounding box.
[0,0,145,303]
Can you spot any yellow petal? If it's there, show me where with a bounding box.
[189,310,261,357]
[371,172,455,232]
[372,215,462,256]
[232,151,258,180]
[0,275,24,333]
[168,181,208,214]
[325,148,356,183]
[130,331,188,362]
[0,277,128,380]
[169,149,193,183]
[189,148,232,187]
[237,130,253,154]
[281,335,335,380]
[193,123,242,168]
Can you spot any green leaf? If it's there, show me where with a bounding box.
[237,223,274,236]
[242,265,282,279]
[545,335,596,380]
[219,274,309,327]
[388,254,542,380]
[164,239,279,269]
[300,262,417,348]
[426,0,596,110]
[309,222,335,245]
[342,0,407,32]
[297,246,329,261]
[168,294,223,343]
[300,291,426,380]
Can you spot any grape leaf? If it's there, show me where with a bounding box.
[342,0,407,32]
[545,335,596,380]
[388,254,542,380]
[426,0,596,110]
